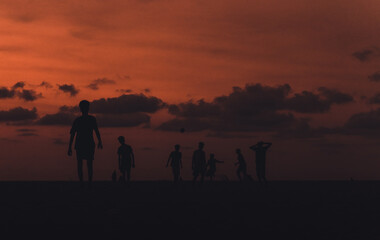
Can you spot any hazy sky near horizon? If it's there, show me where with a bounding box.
[0,0,380,181]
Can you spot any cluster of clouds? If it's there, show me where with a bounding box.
[158,83,354,138]
[0,82,42,101]
[0,77,119,101]
[351,48,380,134]
[1,76,380,140]
[36,93,165,127]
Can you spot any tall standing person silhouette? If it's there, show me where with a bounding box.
[250,141,272,183]
[192,142,206,185]
[68,100,103,186]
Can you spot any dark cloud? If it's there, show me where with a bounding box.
[36,111,75,125]
[368,72,380,82]
[341,108,380,137]
[0,87,15,99]
[0,83,43,101]
[16,128,37,132]
[159,84,354,136]
[286,87,353,113]
[316,108,380,138]
[12,81,25,89]
[116,89,133,93]
[286,91,330,113]
[90,94,165,114]
[36,110,151,128]
[352,49,375,62]
[0,107,37,122]
[18,132,39,137]
[368,93,380,104]
[17,89,43,101]
[86,78,116,90]
[96,113,150,127]
[40,81,53,88]
[57,94,165,114]
[57,84,79,96]
[37,93,162,127]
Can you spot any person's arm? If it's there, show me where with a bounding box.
[68,120,76,156]
[179,153,183,169]
[94,118,103,149]
[249,145,257,151]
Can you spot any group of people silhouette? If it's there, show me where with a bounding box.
[67,100,272,185]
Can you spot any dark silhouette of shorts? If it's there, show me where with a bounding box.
[76,143,95,161]
[119,159,132,172]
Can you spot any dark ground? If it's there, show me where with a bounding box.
[1,180,380,238]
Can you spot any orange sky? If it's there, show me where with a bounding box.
[0,0,380,181]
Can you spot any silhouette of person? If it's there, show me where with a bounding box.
[250,141,272,183]
[206,153,224,181]
[68,100,103,184]
[235,149,247,182]
[117,136,135,182]
[166,144,182,183]
[192,142,206,184]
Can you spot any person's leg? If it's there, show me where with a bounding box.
[192,171,198,183]
[262,159,266,182]
[121,169,126,182]
[243,167,247,180]
[237,168,242,181]
[126,167,131,182]
[256,161,262,182]
[77,157,83,182]
[87,159,93,182]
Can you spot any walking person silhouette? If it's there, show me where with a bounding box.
[166,144,182,183]
[117,136,135,183]
[235,149,247,182]
[68,100,103,186]
[192,142,206,185]
[250,141,272,183]
[206,153,224,181]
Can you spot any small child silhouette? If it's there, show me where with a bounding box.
[235,149,247,182]
[206,153,224,181]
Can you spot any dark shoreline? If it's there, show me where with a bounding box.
[0,181,379,238]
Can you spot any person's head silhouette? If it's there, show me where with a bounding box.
[198,142,204,150]
[236,148,241,154]
[175,144,180,151]
[118,136,125,144]
[79,100,90,115]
